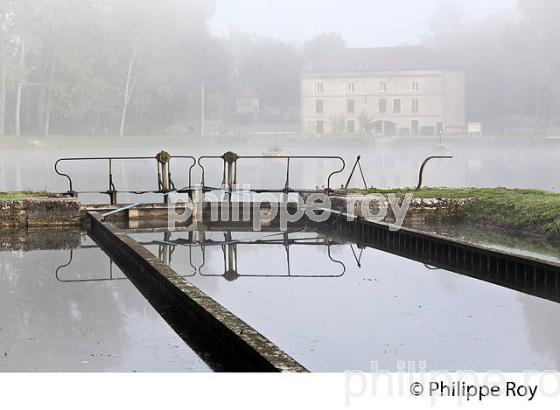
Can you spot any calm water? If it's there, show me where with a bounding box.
[0,234,210,372]
[136,228,560,372]
[1,134,560,372]
[2,225,560,372]
[1,135,559,204]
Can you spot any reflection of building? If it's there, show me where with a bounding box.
[301,47,466,136]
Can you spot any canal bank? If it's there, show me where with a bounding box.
[2,187,560,244]
[333,188,560,242]
[0,193,80,228]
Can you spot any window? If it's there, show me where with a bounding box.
[347,99,355,113]
[412,81,419,91]
[315,82,324,93]
[411,120,419,135]
[379,99,387,113]
[347,120,355,133]
[393,99,401,113]
[378,81,387,92]
[412,98,419,113]
[347,82,355,92]
[315,99,324,114]
[400,127,410,137]
[316,120,324,134]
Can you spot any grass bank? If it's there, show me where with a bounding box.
[350,188,560,240]
[0,192,50,201]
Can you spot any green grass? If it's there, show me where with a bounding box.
[348,187,560,239]
[0,192,49,201]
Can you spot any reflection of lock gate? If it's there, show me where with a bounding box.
[55,230,358,282]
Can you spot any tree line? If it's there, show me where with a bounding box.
[426,0,560,133]
[0,0,343,137]
[0,0,557,137]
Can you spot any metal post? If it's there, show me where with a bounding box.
[156,151,172,204]
[201,82,206,136]
[345,156,368,190]
[108,159,117,205]
[416,155,453,191]
[222,151,239,202]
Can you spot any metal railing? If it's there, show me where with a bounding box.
[54,152,196,204]
[198,151,346,196]
[54,151,456,205]
[416,155,453,191]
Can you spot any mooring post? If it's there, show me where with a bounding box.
[222,151,239,202]
[416,155,453,191]
[156,151,172,203]
[107,158,118,205]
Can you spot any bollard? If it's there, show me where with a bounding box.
[156,151,172,203]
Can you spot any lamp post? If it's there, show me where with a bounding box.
[201,81,206,136]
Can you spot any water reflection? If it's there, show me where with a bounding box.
[4,224,560,372]
[120,226,560,372]
[55,230,350,282]
[55,249,128,283]
[520,293,560,370]
[0,235,210,372]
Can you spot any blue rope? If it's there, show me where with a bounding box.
[101,186,252,217]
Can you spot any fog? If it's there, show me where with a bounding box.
[0,0,557,138]
[211,0,518,46]
[3,0,560,381]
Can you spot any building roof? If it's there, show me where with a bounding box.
[303,46,451,74]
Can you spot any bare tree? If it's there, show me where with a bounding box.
[0,7,7,136]
[119,46,136,137]
[14,38,25,136]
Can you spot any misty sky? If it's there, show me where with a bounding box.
[211,0,518,46]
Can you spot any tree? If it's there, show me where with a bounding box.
[0,0,13,136]
[24,0,106,137]
[329,114,346,134]
[518,0,560,129]
[302,32,346,64]
[359,111,375,133]
[236,36,303,110]
[425,2,544,130]
[9,0,42,136]
[109,0,215,136]
[518,0,560,66]
[0,0,314,137]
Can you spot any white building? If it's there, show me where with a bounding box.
[301,47,466,136]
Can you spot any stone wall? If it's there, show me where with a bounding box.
[0,197,81,228]
[329,195,474,225]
